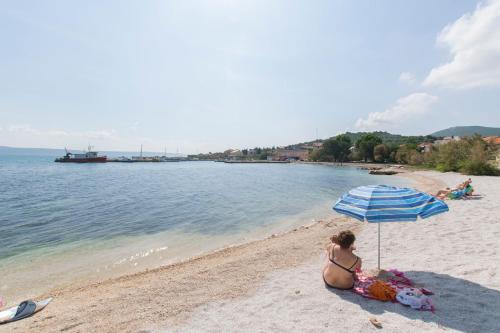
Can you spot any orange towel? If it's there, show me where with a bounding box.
[368,280,397,301]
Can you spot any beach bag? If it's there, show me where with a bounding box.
[396,288,434,311]
[367,280,397,301]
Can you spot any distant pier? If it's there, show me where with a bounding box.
[222,160,290,164]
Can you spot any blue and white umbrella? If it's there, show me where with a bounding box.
[333,185,449,269]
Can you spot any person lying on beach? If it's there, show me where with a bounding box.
[464,178,474,196]
[435,178,473,199]
[435,187,452,200]
[448,180,475,200]
[322,230,362,290]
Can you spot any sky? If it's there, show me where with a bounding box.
[1,0,499,154]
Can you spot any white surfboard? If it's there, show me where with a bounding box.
[0,298,52,324]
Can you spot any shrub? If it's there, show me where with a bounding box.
[408,151,424,165]
[459,160,500,176]
[431,136,500,175]
[355,134,383,162]
[435,141,470,172]
[394,145,411,164]
[373,144,390,162]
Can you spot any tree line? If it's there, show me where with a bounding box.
[310,133,499,175]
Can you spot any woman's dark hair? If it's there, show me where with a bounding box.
[331,230,355,249]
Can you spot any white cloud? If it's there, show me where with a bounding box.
[355,93,438,131]
[423,0,500,89]
[130,122,140,132]
[8,124,41,135]
[8,124,118,141]
[48,130,70,137]
[399,72,416,85]
[82,129,118,140]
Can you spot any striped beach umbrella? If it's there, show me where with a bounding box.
[333,185,448,269]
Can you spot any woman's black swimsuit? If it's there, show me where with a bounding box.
[323,246,358,290]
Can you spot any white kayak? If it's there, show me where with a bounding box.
[0,298,52,324]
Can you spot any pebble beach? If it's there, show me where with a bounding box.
[3,170,500,333]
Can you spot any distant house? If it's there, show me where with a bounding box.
[272,149,309,161]
[247,149,258,156]
[483,137,500,168]
[312,141,323,149]
[300,141,323,151]
[224,149,243,160]
[434,136,461,145]
[419,142,433,153]
[481,137,500,168]
[483,136,500,145]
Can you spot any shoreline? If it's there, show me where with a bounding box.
[8,217,361,332]
[3,169,445,332]
[0,198,336,304]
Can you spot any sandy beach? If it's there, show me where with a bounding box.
[3,170,500,333]
[3,0,500,331]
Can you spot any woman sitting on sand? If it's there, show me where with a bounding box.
[322,230,362,290]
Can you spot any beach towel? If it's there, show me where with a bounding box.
[448,186,474,200]
[367,280,396,301]
[448,188,466,199]
[352,269,435,312]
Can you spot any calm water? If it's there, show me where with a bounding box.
[0,153,408,301]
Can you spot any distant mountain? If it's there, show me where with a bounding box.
[0,146,183,157]
[431,126,500,137]
[0,146,68,156]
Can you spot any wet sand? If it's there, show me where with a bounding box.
[3,217,360,332]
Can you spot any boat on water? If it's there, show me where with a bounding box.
[55,147,107,163]
[159,156,181,162]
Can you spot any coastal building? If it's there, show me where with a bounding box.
[419,142,433,153]
[312,141,323,149]
[483,137,500,167]
[247,148,261,156]
[483,136,500,145]
[480,137,500,168]
[272,149,309,161]
[224,149,243,160]
[300,141,323,151]
[434,136,461,145]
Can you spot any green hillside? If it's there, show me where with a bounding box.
[342,131,431,147]
[295,131,432,148]
[431,126,500,137]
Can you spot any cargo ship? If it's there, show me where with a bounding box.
[55,147,107,163]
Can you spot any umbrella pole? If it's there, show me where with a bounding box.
[378,223,381,270]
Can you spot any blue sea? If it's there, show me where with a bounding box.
[0,150,409,302]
